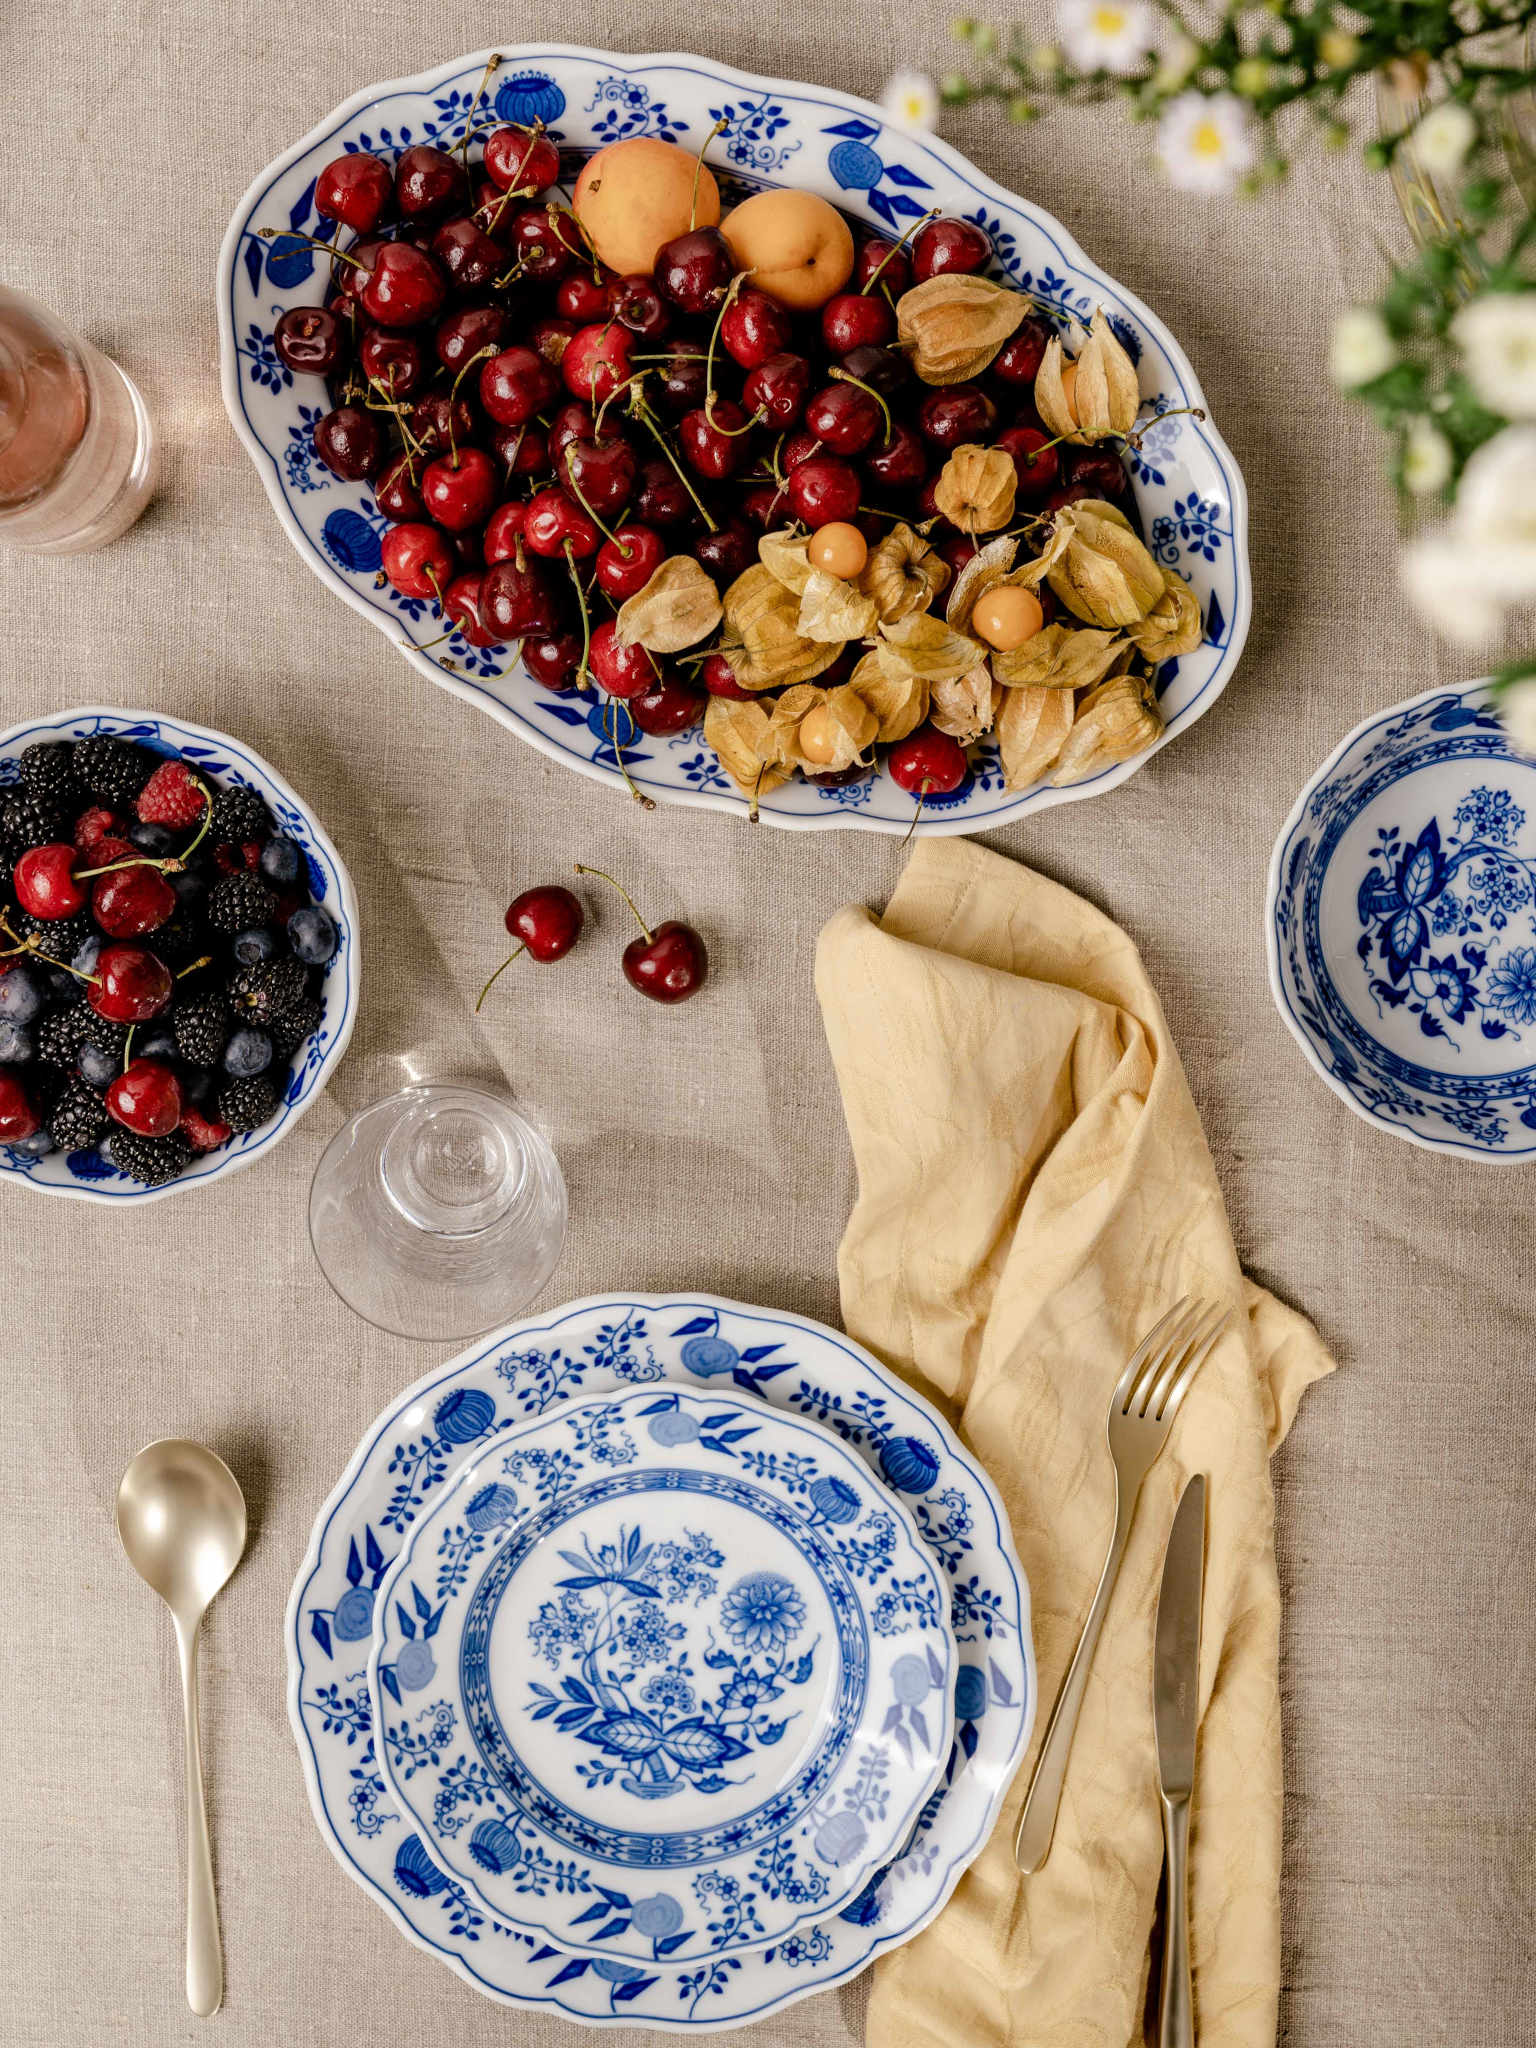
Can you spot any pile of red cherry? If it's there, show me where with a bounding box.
[276,125,1132,800]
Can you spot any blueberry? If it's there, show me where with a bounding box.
[287,904,337,965]
[232,927,276,966]
[78,1041,119,1088]
[9,1129,55,1158]
[137,1027,178,1062]
[223,1026,273,1077]
[0,1020,33,1063]
[130,820,176,857]
[183,1067,216,1109]
[259,835,302,886]
[42,968,77,1003]
[170,870,204,907]
[71,934,102,976]
[0,962,43,1025]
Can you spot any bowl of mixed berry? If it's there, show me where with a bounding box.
[0,710,358,1200]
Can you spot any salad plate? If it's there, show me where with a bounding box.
[1269,680,1536,1160]
[288,1294,1033,2028]
[219,45,1249,836]
[368,1383,954,1960]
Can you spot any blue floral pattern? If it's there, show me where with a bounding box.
[712,96,800,175]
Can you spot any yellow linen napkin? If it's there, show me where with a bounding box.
[815,838,1334,2048]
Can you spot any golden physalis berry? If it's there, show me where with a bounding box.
[806,521,868,580]
[1058,359,1079,425]
[971,585,1044,652]
[797,704,842,765]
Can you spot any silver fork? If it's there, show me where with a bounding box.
[1013,1295,1229,1875]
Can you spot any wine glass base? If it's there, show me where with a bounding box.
[308,1083,567,1340]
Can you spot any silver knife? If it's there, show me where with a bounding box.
[1153,1474,1206,2048]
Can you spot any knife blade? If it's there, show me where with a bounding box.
[1153,1473,1206,1798]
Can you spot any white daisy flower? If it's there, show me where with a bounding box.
[1413,102,1477,178]
[1400,427,1536,644]
[881,68,939,133]
[1056,0,1154,77]
[1452,293,1536,419]
[1500,676,1536,757]
[1329,308,1396,388]
[1402,417,1453,496]
[1156,92,1256,196]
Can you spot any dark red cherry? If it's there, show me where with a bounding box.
[313,406,384,481]
[375,453,425,522]
[490,421,550,479]
[90,945,173,1025]
[739,483,785,530]
[911,217,992,282]
[431,216,504,292]
[864,420,928,491]
[473,180,519,242]
[622,920,707,1004]
[335,236,388,305]
[442,572,503,647]
[588,621,659,699]
[358,242,446,327]
[511,205,577,282]
[1044,482,1097,515]
[483,501,528,562]
[359,325,428,399]
[692,518,754,581]
[557,271,611,322]
[786,455,860,526]
[520,630,587,690]
[596,523,666,600]
[992,316,1054,386]
[436,303,509,372]
[484,126,561,194]
[607,274,671,339]
[634,458,693,528]
[840,342,911,397]
[316,151,393,233]
[0,1074,39,1143]
[508,884,584,958]
[482,554,560,638]
[654,227,733,315]
[547,401,596,468]
[529,315,578,367]
[805,382,881,455]
[996,425,1060,498]
[274,305,346,375]
[562,323,634,405]
[559,436,637,517]
[630,673,705,735]
[720,287,793,368]
[701,652,753,699]
[107,1058,183,1138]
[781,428,823,473]
[421,447,498,532]
[523,487,601,559]
[409,390,478,455]
[680,402,752,481]
[917,385,997,449]
[480,345,558,426]
[394,144,468,224]
[14,843,84,919]
[1063,445,1131,498]
[381,521,454,600]
[92,864,176,938]
[742,352,810,429]
[657,340,709,414]
[853,236,912,297]
[889,724,968,796]
[821,291,893,354]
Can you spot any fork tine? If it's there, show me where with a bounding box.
[1139,1301,1225,1420]
[1122,1299,1205,1417]
[1109,1295,1195,1414]
[1154,1309,1230,1424]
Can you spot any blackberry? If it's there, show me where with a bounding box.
[19,742,79,806]
[218,1073,279,1132]
[150,918,210,970]
[1,790,67,858]
[15,909,92,962]
[173,991,230,1066]
[47,1077,108,1152]
[74,734,155,806]
[209,785,271,843]
[269,996,322,1062]
[106,1128,192,1186]
[77,1010,129,1062]
[32,1004,92,1068]
[228,956,307,1028]
[207,873,277,934]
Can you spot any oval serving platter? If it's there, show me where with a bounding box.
[218,46,1249,834]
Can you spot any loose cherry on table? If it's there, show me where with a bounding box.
[910,216,992,282]
[483,125,561,194]
[574,866,708,1005]
[719,287,793,369]
[476,882,586,1010]
[107,1059,183,1138]
[89,945,174,1025]
[316,150,393,233]
[381,522,455,601]
[595,523,666,601]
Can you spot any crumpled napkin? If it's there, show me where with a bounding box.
[814,838,1334,2048]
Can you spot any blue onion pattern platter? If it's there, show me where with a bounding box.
[368,1383,954,1960]
[0,707,358,1205]
[1268,681,1536,1160]
[217,45,1249,837]
[287,1295,1033,2028]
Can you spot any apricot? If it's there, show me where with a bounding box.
[573,138,721,278]
[721,189,855,310]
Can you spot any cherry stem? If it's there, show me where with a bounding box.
[176,956,214,980]
[859,209,939,295]
[258,228,366,271]
[594,367,650,439]
[122,1024,136,1073]
[0,911,92,981]
[474,941,527,1012]
[562,467,624,548]
[749,763,766,825]
[689,117,728,231]
[574,864,653,939]
[425,565,448,620]
[563,540,594,689]
[1124,403,1206,450]
[458,52,503,168]
[703,270,749,424]
[630,395,718,532]
[901,780,931,849]
[828,366,893,443]
[601,699,655,809]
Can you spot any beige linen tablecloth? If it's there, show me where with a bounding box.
[1,6,1532,2047]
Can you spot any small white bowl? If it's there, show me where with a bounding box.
[0,707,360,1203]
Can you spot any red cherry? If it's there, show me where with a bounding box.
[314,406,384,481]
[720,287,793,369]
[1063,445,1131,498]
[509,885,584,959]
[529,314,578,368]
[421,447,498,532]
[524,487,601,559]
[864,421,927,491]
[839,342,911,398]
[316,151,393,233]
[607,274,671,339]
[435,305,508,377]
[14,843,84,919]
[657,340,709,414]
[996,425,1061,498]
[624,920,707,1003]
[692,519,754,582]
[562,322,635,405]
[484,126,561,193]
[821,291,894,354]
[430,216,504,292]
[443,572,503,648]
[742,352,810,430]
[376,453,426,522]
[787,456,861,526]
[739,483,786,530]
[484,502,530,563]
[853,236,912,297]
[490,425,549,485]
[358,242,446,328]
[409,390,477,454]
[473,180,518,241]
[1043,482,1097,515]
[781,428,823,473]
[89,945,173,1024]
[911,217,992,283]
[630,673,705,736]
[588,620,659,699]
[917,385,996,449]
[701,652,753,700]
[381,522,454,600]
[274,306,347,376]
[0,1073,39,1142]
[680,402,751,481]
[888,725,968,796]
[481,555,560,638]
[596,524,666,600]
[936,532,981,573]
[521,631,587,690]
[92,864,176,938]
[805,382,881,456]
[510,205,579,282]
[557,272,612,322]
[634,458,694,528]
[480,346,558,427]
[107,1059,183,1138]
[653,227,733,315]
[394,144,468,223]
[992,317,1054,386]
[559,435,637,517]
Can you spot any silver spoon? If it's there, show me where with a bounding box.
[115,1439,247,2017]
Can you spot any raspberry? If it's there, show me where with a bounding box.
[180,1105,232,1153]
[73,806,123,853]
[137,760,209,829]
[212,840,263,876]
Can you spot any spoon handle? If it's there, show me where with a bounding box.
[174,1616,223,2017]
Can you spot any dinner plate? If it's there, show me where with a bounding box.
[288,1295,1033,2028]
[1269,680,1536,1159]
[369,1383,954,1959]
[218,44,1250,836]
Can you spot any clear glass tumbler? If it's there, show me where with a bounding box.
[0,285,157,553]
[308,1083,568,1341]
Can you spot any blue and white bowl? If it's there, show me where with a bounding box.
[217,45,1250,836]
[0,708,360,1203]
[1268,681,1536,1161]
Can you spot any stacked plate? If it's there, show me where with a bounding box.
[288,1296,1035,2029]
